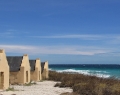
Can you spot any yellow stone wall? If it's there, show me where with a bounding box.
[9,54,31,85]
[30,58,42,81]
[0,49,9,89]
[20,54,31,84]
[42,61,49,79]
[9,72,19,84]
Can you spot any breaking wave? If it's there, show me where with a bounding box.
[51,69,110,78]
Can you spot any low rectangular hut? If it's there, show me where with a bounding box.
[7,54,31,84]
[0,49,9,89]
[29,58,42,81]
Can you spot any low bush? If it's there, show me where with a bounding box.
[49,71,120,95]
[6,87,18,91]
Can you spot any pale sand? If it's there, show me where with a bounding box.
[0,81,73,95]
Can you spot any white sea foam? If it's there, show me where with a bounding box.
[54,69,110,78]
[57,69,90,75]
[94,73,110,78]
[49,68,52,70]
[95,71,108,73]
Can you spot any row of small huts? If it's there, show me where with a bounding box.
[0,49,49,89]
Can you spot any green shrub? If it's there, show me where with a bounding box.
[6,87,17,91]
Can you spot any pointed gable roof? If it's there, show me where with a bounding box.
[29,60,36,71]
[7,56,23,72]
[41,62,45,73]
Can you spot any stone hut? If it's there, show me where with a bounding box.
[0,49,9,89]
[41,61,49,79]
[7,54,30,84]
[29,58,42,81]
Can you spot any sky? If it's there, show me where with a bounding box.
[0,0,120,64]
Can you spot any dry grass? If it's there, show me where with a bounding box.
[49,71,120,95]
[60,92,80,95]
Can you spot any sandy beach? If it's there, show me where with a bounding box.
[0,81,72,95]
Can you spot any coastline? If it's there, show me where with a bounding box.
[49,71,120,95]
[1,70,120,95]
[49,64,120,79]
[0,81,72,95]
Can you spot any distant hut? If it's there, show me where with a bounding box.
[29,58,42,81]
[0,49,9,89]
[41,61,49,79]
[7,54,30,85]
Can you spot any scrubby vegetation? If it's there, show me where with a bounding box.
[49,71,120,95]
[6,87,18,91]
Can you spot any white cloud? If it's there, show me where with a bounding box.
[29,34,120,46]
[0,45,36,53]
[0,44,110,56]
[30,34,102,39]
[30,34,120,41]
[108,36,120,44]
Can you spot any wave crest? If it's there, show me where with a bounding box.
[52,69,110,78]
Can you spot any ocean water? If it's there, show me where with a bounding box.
[49,64,120,79]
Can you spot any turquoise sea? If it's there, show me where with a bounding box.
[49,64,120,79]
